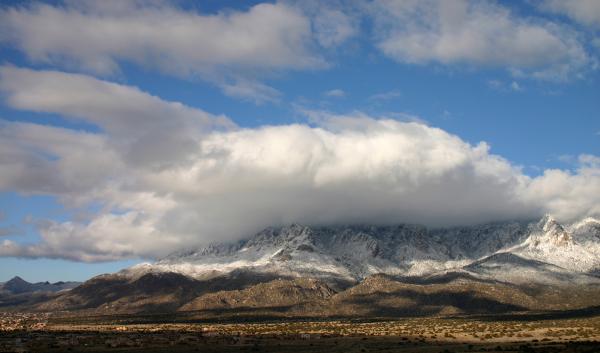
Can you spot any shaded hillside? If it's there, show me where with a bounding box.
[36,270,308,314]
[30,270,600,320]
[180,278,335,312]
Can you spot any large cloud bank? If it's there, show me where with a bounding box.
[0,67,599,261]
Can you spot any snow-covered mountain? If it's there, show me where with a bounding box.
[125,215,600,285]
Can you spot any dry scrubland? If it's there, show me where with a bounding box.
[2,312,600,352]
[4,274,600,352]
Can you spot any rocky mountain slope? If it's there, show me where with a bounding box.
[13,215,600,317]
[33,270,600,318]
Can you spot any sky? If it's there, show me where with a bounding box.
[0,0,599,282]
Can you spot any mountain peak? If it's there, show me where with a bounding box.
[3,276,33,294]
[539,214,558,230]
[532,215,572,247]
[6,276,29,285]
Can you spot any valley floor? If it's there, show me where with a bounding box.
[2,313,600,352]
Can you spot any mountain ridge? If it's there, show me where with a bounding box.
[124,215,600,285]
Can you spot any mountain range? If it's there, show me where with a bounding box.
[0,276,80,309]
[0,276,80,295]
[5,215,600,318]
[129,215,600,285]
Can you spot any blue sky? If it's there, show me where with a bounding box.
[0,0,599,282]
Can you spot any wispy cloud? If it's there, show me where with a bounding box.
[487,79,524,92]
[538,0,600,28]
[220,79,281,104]
[0,226,18,237]
[324,89,346,98]
[487,80,503,89]
[368,90,402,101]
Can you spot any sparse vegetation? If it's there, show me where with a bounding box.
[2,311,600,352]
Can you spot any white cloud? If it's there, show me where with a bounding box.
[0,66,234,170]
[0,2,324,75]
[525,155,600,222]
[368,90,402,101]
[0,121,119,196]
[324,89,346,98]
[487,80,503,89]
[312,7,357,48]
[487,79,524,92]
[0,117,532,261]
[0,210,174,262]
[0,68,599,262]
[540,0,600,28]
[370,0,593,81]
[0,1,355,103]
[220,79,282,105]
[510,81,523,91]
[0,227,17,237]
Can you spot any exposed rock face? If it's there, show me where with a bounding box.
[540,215,573,247]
